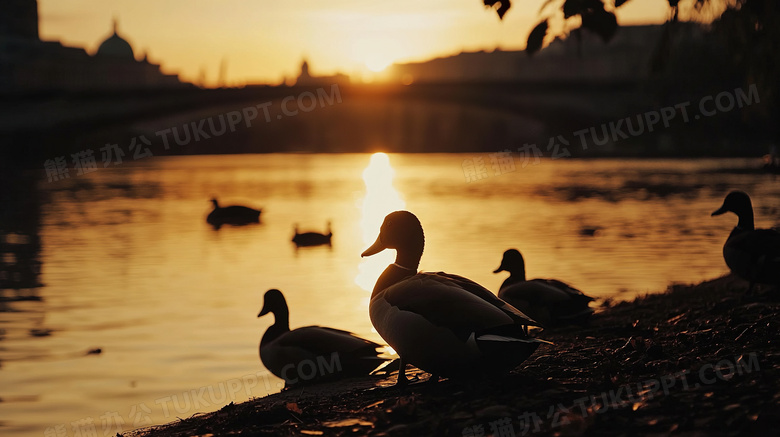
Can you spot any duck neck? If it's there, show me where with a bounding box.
[394,246,422,272]
[499,267,525,290]
[371,230,423,296]
[736,209,754,231]
[275,308,290,331]
[511,266,527,281]
[373,263,417,296]
[262,307,290,344]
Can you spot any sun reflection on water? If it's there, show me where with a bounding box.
[354,153,405,293]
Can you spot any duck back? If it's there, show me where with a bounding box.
[370,273,540,377]
[723,227,780,285]
[260,326,385,384]
[292,232,332,247]
[499,280,594,327]
[207,204,261,226]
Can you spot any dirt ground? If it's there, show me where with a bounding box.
[129,274,780,436]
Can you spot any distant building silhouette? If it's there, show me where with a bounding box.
[96,19,136,59]
[385,24,710,84]
[294,59,349,86]
[0,1,188,93]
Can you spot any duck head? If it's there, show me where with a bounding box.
[361,211,425,270]
[210,198,219,208]
[493,249,526,280]
[712,191,754,230]
[258,289,290,341]
[258,289,289,318]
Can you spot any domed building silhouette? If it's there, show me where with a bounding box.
[0,1,189,93]
[96,19,136,59]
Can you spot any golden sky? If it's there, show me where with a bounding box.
[39,0,673,87]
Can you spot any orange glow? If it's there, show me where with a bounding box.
[352,37,402,73]
[355,153,405,292]
[365,58,391,73]
[37,0,673,86]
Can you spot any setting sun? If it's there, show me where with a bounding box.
[365,56,392,73]
[351,35,404,76]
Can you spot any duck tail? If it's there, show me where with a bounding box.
[474,324,553,344]
[471,326,550,369]
[341,354,390,376]
[578,294,596,303]
[476,334,553,344]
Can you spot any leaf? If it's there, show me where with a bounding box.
[562,0,605,19]
[581,8,618,42]
[526,20,549,56]
[483,0,511,20]
[563,0,582,18]
[286,402,303,414]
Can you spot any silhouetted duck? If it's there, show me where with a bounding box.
[292,222,332,247]
[258,289,388,386]
[579,227,601,237]
[493,249,595,327]
[206,198,261,228]
[361,211,548,386]
[712,191,780,292]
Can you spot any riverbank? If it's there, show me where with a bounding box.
[128,274,779,436]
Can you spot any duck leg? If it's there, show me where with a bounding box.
[396,357,409,386]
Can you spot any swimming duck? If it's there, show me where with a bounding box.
[206,198,261,228]
[711,190,780,292]
[361,211,547,385]
[292,222,332,247]
[493,249,595,327]
[258,289,388,386]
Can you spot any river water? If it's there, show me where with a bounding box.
[1,154,778,436]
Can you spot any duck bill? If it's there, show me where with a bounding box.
[711,205,728,216]
[493,259,508,274]
[361,236,387,257]
[258,306,270,317]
